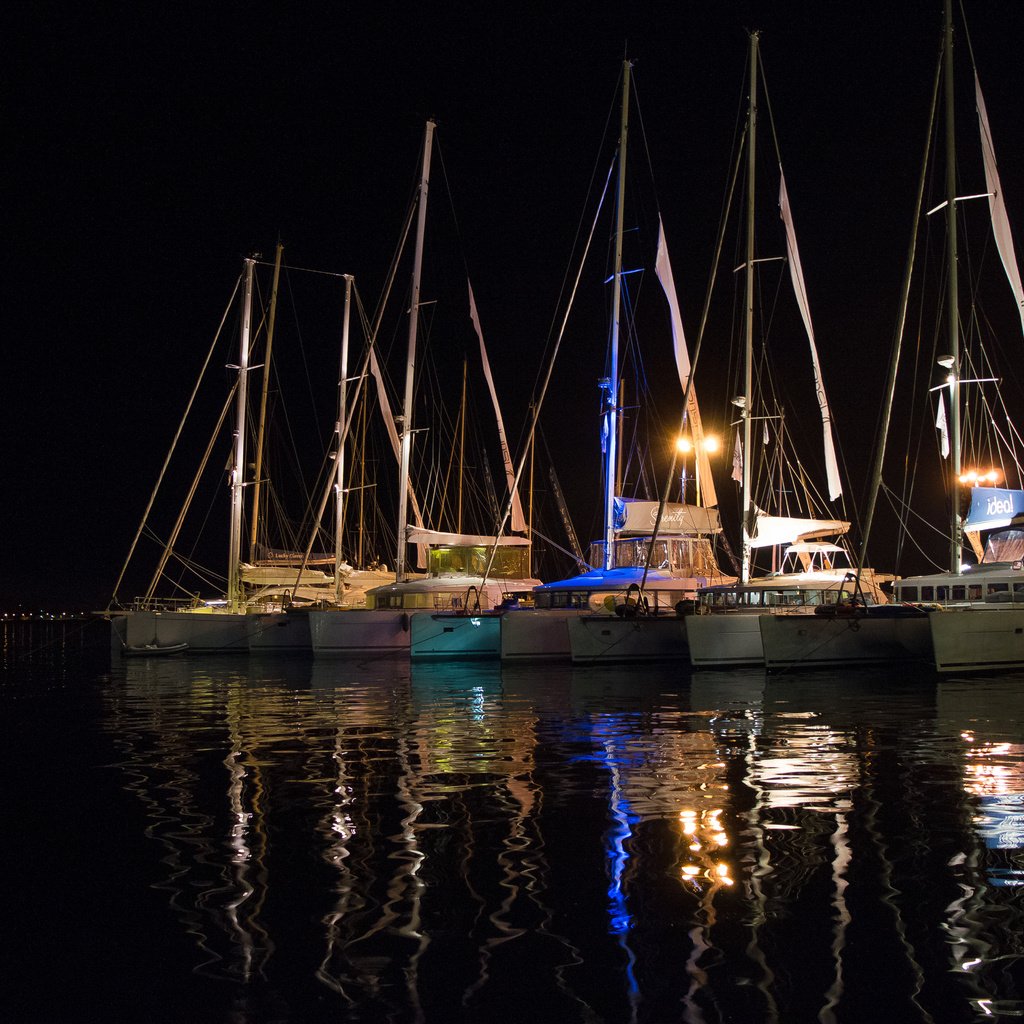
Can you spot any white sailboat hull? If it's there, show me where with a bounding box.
[309,609,412,655]
[500,609,585,661]
[409,612,502,659]
[405,607,588,661]
[758,611,932,671]
[123,610,253,654]
[567,614,690,664]
[929,605,1024,673]
[248,610,312,654]
[687,612,766,667]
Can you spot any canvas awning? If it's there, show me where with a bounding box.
[406,528,531,548]
[751,512,849,549]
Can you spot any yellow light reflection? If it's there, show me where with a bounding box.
[678,806,734,891]
[962,740,1024,797]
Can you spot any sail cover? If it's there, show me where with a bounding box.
[369,348,427,568]
[751,511,850,549]
[407,528,531,548]
[655,217,718,507]
[468,280,526,532]
[976,73,1024,338]
[779,168,843,501]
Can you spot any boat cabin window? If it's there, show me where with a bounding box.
[536,587,691,612]
[535,591,588,610]
[985,583,1010,602]
[1014,582,1024,601]
[587,538,672,570]
[586,536,722,575]
[936,586,948,601]
[370,590,473,610]
[920,586,934,601]
[898,585,917,602]
[985,529,1024,563]
[690,538,722,576]
[952,585,966,600]
[427,544,530,578]
[372,592,427,610]
[698,586,851,610]
[969,584,983,600]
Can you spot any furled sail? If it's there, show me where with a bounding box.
[779,168,842,501]
[468,279,526,532]
[976,72,1024,337]
[655,217,717,507]
[935,393,950,458]
[369,348,427,568]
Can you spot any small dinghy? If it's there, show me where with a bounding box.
[123,642,189,657]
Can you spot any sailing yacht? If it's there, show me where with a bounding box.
[911,488,1024,672]
[247,271,397,654]
[111,256,272,654]
[686,33,892,669]
[759,0,1024,673]
[400,63,732,663]
[111,253,386,655]
[309,121,539,657]
[502,60,732,665]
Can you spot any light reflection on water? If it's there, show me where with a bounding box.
[6,624,1024,1023]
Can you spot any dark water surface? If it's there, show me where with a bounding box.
[5,621,1024,1023]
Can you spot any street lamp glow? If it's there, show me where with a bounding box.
[675,434,720,454]
[958,468,1001,486]
[675,434,721,506]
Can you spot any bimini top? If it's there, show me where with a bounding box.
[406,528,531,548]
[750,512,850,550]
[536,566,716,594]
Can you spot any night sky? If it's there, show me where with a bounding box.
[7,0,1024,611]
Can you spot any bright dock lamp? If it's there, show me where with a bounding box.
[675,434,720,504]
[958,469,1002,486]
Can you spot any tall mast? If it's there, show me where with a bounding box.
[396,120,435,581]
[334,274,353,602]
[458,356,467,533]
[228,256,255,611]
[944,0,962,573]
[603,60,631,571]
[528,406,536,563]
[740,33,759,584]
[358,374,367,567]
[249,240,283,559]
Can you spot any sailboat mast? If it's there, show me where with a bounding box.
[249,240,283,559]
[603,60,631,571]
[334,274,353,601]
[396,120,435,581]
[944,0,962,574]
[358,377,367,567]
[741,34,759,584]
[458,356,467,533]
[228,256,255,611]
